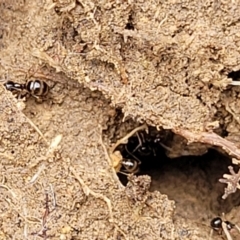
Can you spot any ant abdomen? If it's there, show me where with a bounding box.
[25,80,49,97]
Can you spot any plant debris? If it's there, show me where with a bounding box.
[2,0,240,239]
[219,166,240,199]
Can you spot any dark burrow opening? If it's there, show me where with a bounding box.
[228,70,240,81]
[114,125,240,222]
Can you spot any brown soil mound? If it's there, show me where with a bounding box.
[1,1,240,239]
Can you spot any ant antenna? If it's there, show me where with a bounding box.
[124,145,141,163]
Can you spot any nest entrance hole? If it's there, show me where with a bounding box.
[228,70,240,81]
[108,121,240,221]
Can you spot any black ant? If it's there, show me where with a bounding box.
[211,217,234,232]
[4,79,49,99]
[210,217,240,240]
[121,157,140,174]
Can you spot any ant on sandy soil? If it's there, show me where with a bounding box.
[108,124,163,175]
[210,217,240,240]
[109,124,148,175]
[120,128,165,174]
[4,79,49,100]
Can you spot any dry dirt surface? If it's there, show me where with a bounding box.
[1,0,240,240]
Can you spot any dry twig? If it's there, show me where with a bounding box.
[219,166,240,199]
[173,128,240,161]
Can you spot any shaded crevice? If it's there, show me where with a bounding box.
[125,13,135,30]
[228,70,240,81]
[106,121,240,221]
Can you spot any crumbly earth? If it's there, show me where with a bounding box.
[1,0,240,239]
[0,82,178,240]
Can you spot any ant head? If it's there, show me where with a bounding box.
[225,221,235,231]
[4,81,23,91]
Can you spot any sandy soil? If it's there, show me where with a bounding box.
[1,0,240,239]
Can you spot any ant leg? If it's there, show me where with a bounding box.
[118,171,130,176]
[222,222,233,240]
[28,94,44,103]
[124,145,141,163]
[131,132,143,154]
[208,229,213,240]
[17,91,28,100]
[50,81,57,90]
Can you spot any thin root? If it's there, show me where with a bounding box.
[0,184,17,198]
[100,124,148,178]
[173,128,240,161]
[222,221,233,240]
[99,132,124,188]
[110,124,148,154]
[28,164,45,184]
[25,115,49,145]
[0,152,14,160]
[113,226,128,240]
[70,166,113,222]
